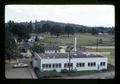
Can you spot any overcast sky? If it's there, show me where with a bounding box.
[5,5,115,27]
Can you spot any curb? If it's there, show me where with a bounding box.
[30,69,37,79]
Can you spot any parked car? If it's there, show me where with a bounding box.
[13,63,28,68]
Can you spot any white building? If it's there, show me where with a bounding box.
[44,45,66,53]
[32,33,108,72]
[28,33,44,42]
[32,52,107,72]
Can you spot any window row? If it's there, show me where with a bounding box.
[76,63,85,67]
[42,62,106,69]
[88,62,96,67]
[64,63,73,67]
[42,63,61,68]
[100,62,106,66]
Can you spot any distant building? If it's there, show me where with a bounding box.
[28,33,44,42]
[103,33,109,35]
[44,45,66,53]
[98,33,103,35]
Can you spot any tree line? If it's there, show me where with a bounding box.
[6,20,114,39]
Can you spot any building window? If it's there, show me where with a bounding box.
[56,64,58,68]
[64,63,73,68]
[52,63,61,68]
[46,64,48,68]
[48,64,51,68]
[64,63,67,67]
[88,62,96,67]
[53,64,55,68]
[93,62,96,66]
[76,63,85,67]
[100,62,106,66]
[58,63,61,68]
[42,64,45,68]
[68,63,73,67]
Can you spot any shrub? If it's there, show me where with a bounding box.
[61,69,68,73]
[53,69,57,72]
[38,71,61,78]
[70,70,77,73]
[101,69,108,72]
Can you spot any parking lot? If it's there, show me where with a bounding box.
[5,58,37,79]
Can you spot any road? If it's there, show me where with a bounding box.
[5,58,37,79]
[49,71,115,79]
[70,71,115,79]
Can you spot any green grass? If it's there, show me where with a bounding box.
[62,70,99,77]
[88,48,115,65]
[37,70,99,79]
[40,33,114,46]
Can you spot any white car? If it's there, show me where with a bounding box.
[13,63,28,68]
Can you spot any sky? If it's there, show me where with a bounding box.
[5,5,115,27]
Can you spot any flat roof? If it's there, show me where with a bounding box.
[37,52,105,59]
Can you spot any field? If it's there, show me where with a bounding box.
[40,33,114,46]
[39,33,115,65]
[87,48,115,65]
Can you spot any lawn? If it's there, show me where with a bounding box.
[40,33,114,46]
[37,70,99,79]
[88,48,115,65]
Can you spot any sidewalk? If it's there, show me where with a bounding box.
[30,69,37,79]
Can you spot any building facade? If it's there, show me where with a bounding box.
[32,52,108,72]
[44,45,66,53]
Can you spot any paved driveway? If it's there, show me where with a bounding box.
[5,58,37,79]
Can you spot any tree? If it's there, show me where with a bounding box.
[5,30,19,60]
[65,25,73,37]
[52,25,62,37]
[91,28,98,35]
[42,23,51,33]
[10,23,31,40]
[27,21,33,33]
[35,36,39,42]
[32,43,44,53]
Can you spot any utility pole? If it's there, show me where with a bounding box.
[68,50,71,72]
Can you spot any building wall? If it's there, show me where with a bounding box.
[45,50,56,53]
[40,57,107,72]
[32,53,41,69]
[60,49,66,53]
[45,49,65,53]
[32,53,108,72]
